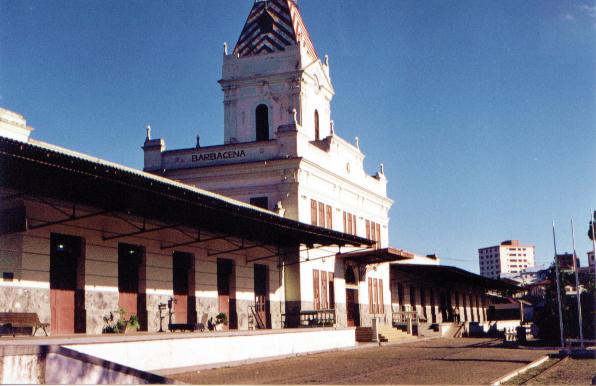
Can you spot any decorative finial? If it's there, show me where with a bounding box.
[274,201,286,217]
[379,163,385,175]
[324,54,329,67]
[223,42,228,55]
[330,120,335,135]
[292,109,298,126]
[145,125,151,140]
[354,136,360,149]
[196,134,201,148]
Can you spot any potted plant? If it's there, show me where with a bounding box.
[215,312,227,331]
[101,308,140,334]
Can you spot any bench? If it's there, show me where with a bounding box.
[168,323,204,332]
[0,312,49,337]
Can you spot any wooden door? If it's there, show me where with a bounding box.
[173,252,193,324]
[217,258,236,329]
[346,289,360,327]
[254,264,270,329]
[50,234,80,335]
[118,243,141,318]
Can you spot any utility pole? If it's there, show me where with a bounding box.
[552,221,565,349]
[570,219,584,349]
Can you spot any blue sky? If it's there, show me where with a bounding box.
[1,0,594,272]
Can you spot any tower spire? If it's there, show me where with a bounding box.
[234,0,317,59]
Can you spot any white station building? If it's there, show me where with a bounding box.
[143,0,395,328]
[0,2,516,381]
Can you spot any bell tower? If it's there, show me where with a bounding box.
[220,0,334,144]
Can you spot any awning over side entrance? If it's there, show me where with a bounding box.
[338,247,415,265]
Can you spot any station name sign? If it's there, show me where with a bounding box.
[191,149,247,163]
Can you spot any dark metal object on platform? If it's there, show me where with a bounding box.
[157,303,166,333]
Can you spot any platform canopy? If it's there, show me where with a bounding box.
[0,136,372,249]
[338,247,416,265]
[390,264,520,293]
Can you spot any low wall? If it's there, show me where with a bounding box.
[466,320,522,336]
[0,345,174,384]
[66,328,356,373]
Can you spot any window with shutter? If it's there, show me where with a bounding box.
[379,279,384,313]
[321,271,328,309]
[313,270,320,310]
[368,278,373,314]
[325,205,332,230]
[376,223,381,247]
[373,279,379,314]
[348,212,353,235]
[365,220,370,239]
[343,212,347,233]
[318,202,326,228]
[328,273,335,309]
[310,200,318,226]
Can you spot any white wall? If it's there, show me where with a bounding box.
[66,328,356,373]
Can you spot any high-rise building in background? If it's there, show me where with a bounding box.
[478,240,535,279]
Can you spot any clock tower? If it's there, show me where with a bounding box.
[220,0,334,144]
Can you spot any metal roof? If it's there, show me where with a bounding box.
[338,247,415,265]
[390,263,520,292]
[0,136,372,248]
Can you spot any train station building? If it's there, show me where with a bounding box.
[0,3,517,378]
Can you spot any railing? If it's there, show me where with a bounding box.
[249,305,266,329]
[282,309,336,328]
[392,311,419,326]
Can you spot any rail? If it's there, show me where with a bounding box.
[392,311,419,326]
[282,309,336,328]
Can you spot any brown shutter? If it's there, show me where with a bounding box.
[365,220,371,239]
[318,202,325,228]
[376,223,381,246]
[313,270,320,310]
[348,212,353,235]
[321,271,328,309]
[368,277,373,314]
[351,214,356,235]
[374,279,379,314]
[310,200,318,226]
[379,279,384,314]
[371,222,376,246]
[328,273,335,309]
[326,205,332,230]
[343,212,347,232]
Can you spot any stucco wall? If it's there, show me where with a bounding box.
[66,328,356,373]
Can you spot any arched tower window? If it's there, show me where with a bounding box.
[314,110,320,140]
[256,104,269,141]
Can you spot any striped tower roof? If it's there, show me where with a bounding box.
[233,0,318,60]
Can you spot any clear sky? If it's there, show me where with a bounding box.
[1,0,594,273]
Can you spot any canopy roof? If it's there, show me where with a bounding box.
[0,136,372,249]
[338,247,416,265]
[391,264,520,292]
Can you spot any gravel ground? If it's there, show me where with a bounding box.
[171,338,553,385]
[524,358,595,385]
